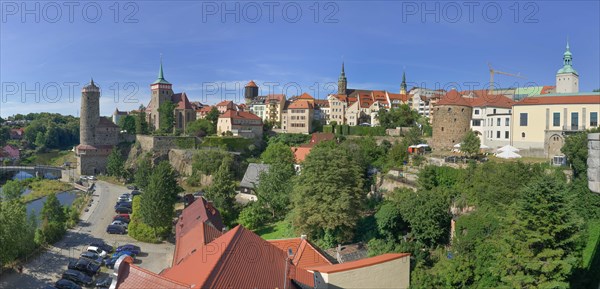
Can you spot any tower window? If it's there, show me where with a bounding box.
[522,132,525,138]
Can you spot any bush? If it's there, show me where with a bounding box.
[127,197,169,243]
[238,202,270,231]
[175,137,196,149]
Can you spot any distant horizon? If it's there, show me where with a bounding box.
[1,1,599,117]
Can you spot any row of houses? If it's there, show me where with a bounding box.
[108,197,411,289]
[431,42,599,158]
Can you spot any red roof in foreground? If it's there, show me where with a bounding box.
[269,238,333,269]
[116,259,190,289]
[161,225,314,288]
[307,253,410,274]
[515,94,600,106]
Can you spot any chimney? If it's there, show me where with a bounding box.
[336,244,342,263]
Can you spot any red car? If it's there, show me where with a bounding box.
[113,214,130,221]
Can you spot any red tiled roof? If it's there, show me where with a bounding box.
[269,238,333,269]
[291,147,311,163]
[173,93,193,110]
[216,100,233,107]
[288,100,313,109]
[162,225,310,289]
[514,94,600,106]
[197,106,213,113]
[219,109,262,121]
[540,86,555,94]
[469,93,514,108]
[246,80,258,87]
[435,90,472,107]
[307,253,410,274]
[309,132,335,145]
[266,94,285,102]
[314,99,329,108]
[116,258,190,289]
[297,92,315,100]
[387,92,409,102]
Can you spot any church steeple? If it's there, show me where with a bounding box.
[556,41,579,93]
[400,71,407,94]
[337,62,347,95]
[153,56,171,85]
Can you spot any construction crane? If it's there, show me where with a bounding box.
[488,63,526,93]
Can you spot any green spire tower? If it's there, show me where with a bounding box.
[338,61,347,95]
[556,41,579,93]
[400,71,407,94]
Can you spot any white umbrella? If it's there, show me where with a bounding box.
[496,150,522,159]
[453,143,461,148]
[480,144,490,149]
[416,144,429,148]
[497,145,519,153]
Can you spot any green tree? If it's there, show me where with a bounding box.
[375,201,407,240]
[186,119,215,137]
[118,115,137,134]
[385,141,409,169]
[255,162,295,219]
[290,143,364,245]
[260,142,295,166]
[158,101,176,134]
[135,105,149,135]
[41,193,66,223]
[139,161,181,237]
[562,128,600,178]
[205,156,238,226]
[461,130,481,157]
[376,104,418,129]
[1,180,24,201]
[0,199,37,264]
[106,147,125,178]
[134,155,152,190]
[192,150,230,175]
[34,131,46,149]
[496,175,583,288]
[237,201,269,230]
[0,126,10,146]
[206,107,220,128]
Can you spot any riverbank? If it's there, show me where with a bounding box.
[19,178,73,203]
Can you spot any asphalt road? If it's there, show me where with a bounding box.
[0,181,175,289]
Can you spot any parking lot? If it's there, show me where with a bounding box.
[0,181,175,289]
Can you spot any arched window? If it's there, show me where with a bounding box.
[522,132,526,138]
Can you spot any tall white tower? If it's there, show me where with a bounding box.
[555,42,579,93]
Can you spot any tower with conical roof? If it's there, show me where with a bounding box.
[556,41,579,93]
[337,62,347,95]
[400,71,407,94]
[244,80,259,104]
[149,58,174,130]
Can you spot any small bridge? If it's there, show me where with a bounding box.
[0,165,64,179]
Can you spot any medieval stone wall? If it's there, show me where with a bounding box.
[431,105,472,150]
[588,133,600,193]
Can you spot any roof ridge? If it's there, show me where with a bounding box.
[204,225,244,287]
[128,262,191,288]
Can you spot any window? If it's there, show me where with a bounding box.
[493,109,497,114]
[591,112,598,127]
[496,118,501,126]
[472,119,481,126]
[496,131,500,138]
[520,113,528,126]
[553,112,560,127]
[505,118,510,126]
[571,112,579,130]
[505,131,509,139]
[474,109,480,115]
[522,132,526,138]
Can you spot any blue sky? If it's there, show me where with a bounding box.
[1,1,599,117]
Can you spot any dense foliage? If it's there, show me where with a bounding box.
[461,130,481,157]
[186,119,215,137]
[376,104,419,129]
[118,115,136,134]
[21,113,79,151]
[157,101,176,134]
[205,156,239,226]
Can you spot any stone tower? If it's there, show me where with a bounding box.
[556,41,579,93]
[76,79,120,176]
[80,79,100,146]
[431,89,473,150]
[400,71,407,94]
[149,59,173,129]
[244,80,259,104]
[337,62,347,95]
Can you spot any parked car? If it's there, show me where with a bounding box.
[130,190,141,197]
[193,191,204,198]
[68,258,101,276]
[87,175,96,181]
[105,252,135,269]
[62,269,93,286]
[95,277,113,288]
[126,185,137,190]
[113,216,130,224]
[114,201,132,209]
[111,220,128,228]
[115,207,132,214]
[89,241,113,253]
[116,244,141,255]
[113,214,130,220]
[86,246,107,258]
[79,251,104,264]
[106,224,127,235]
[55,279,82,289]
[120,193,131,198]
[112,250,136,259]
